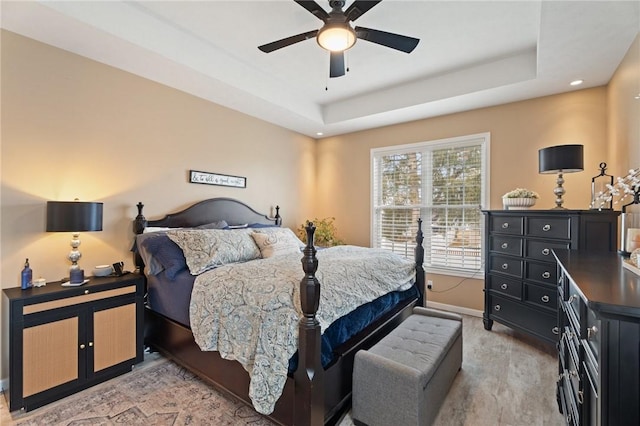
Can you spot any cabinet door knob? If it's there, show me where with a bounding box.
[502,222,509,229]
[541,295,550,303]
[84,290,89,295]
[542,224,551,231]
[552,326,559,335]
[542,271,551,279]
[588,325,598,340]
[502,263,508,270]
[494,304,501,311]
[501,242,508,249]
[501,283,508,290]
[80,344,85,349]
[88,342,94,347]
[542,248,550,256]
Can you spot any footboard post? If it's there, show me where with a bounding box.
[295,222,324,426]
[415,218,425,307]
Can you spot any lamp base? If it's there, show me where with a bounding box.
[553,172,566,209]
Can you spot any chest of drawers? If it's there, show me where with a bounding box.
[482,210,618,344]
[555,250,640,426]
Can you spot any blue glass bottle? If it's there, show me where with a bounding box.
[21,258,32,290]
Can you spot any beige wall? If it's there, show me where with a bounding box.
[0,31,317,379]
[608,33,640,175]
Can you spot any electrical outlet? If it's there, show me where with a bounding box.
[427,279,433,290]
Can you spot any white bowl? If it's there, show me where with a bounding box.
[93,265,113,277]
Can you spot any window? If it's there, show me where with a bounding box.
[371,133,489,276]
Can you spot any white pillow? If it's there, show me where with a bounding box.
[251,228,303,258]
[143,226,178,233]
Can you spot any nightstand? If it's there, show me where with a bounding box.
[2,273,144,412]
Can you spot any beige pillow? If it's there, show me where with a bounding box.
[251,228,303,258]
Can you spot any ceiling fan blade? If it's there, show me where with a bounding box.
[355,26,419,53]
[329,51,345,78]
[294,0,330,21]
[258,30,318,53]
[345,1,382,21]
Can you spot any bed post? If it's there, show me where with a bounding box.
[133,202,147,271]
[275,205,282,225]
[415,218,425,307]
[295,222,324,426]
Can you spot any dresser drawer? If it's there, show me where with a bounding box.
[526,239,570,262]
[490,216,523,235]
[524,282,557,310]
[489,255,523,278]
[487,274,522,299]
[525,261,557,286]
[490,235,523,256]
[584,307,601,362]
[488,294,559,341]
[527,217,571,239]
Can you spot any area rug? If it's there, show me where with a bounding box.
[7,356,277,425]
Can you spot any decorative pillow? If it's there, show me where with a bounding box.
[143,226,178,234]
[252,227,306,248]
[167,229,261,275]
[251,228,304,258]
[140,234,187,279]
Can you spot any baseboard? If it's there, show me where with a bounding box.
[425,301,483,318]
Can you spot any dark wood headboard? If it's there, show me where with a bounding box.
[133,198,281,268]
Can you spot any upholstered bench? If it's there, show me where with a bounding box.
[352,307,463,426]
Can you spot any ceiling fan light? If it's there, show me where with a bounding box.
[317,25,356,52]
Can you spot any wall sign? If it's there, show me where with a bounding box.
[189,170,246,188]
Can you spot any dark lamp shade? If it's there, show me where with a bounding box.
[46,201,103,232]
[538,144,584,174]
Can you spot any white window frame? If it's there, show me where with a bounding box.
[370,132,490,278]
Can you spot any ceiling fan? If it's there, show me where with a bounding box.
[258,0,420,78]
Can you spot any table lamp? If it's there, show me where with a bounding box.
[538,144,584,209]
[46,200,103,276]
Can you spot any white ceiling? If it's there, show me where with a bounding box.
[2,1,639,138]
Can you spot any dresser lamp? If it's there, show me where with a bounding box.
[538,144,584,209]
[46,200,103,278]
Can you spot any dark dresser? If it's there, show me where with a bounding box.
[554,250,640,426]
[482,210,618,344]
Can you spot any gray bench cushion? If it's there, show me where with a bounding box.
[369,312,462,386]
[353,307,463,426]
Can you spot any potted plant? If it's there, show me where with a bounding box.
[297,217,345,247]
[502,188,539,210]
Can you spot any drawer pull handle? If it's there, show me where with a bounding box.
[578,390,584,404]
[501,283,508,290]
[570,369,578,378]
[568,294,577,303]
[494,304,501,312]
[542,271,551,279]
[588,325,598,340]
[542,248,550,256]
[541,295,550,303]
[501,242,508,249]
[552,326,559,335]
[89,342,94,347]
[80,344,85,349]
[542,224,551,231]
[502,263,508,270]
[84,290,89,295]
[502,222,509,229]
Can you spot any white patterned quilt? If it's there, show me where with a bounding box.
[189,245,416,414]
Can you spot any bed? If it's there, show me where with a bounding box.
[132,198,425,425]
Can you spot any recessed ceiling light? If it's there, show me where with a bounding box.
[635,94,640,100]
[316,132,324,136]
[570,80,584,86]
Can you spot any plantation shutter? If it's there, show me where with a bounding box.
[372,134,488,276]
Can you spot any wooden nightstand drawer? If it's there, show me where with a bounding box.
[489,255,523,278]
[487,274,522,299]
[524,282,557,310]
[526,239,570,262]
[525,260,557,286]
